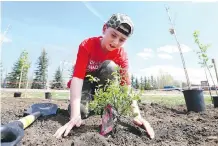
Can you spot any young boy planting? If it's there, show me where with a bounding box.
[54,13,155,139]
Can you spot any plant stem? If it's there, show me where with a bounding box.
[205,63,218,96]
[165,6,191,89]
[212,59,218,85]
[203,67,213,103]
[195,39,218,97]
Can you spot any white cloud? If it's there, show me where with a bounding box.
[138,65,217,85]
[157,44,192,54]
[157,53,173,60]
[82,1,105,22]
[137,48,154,60]
[0,34,12,43]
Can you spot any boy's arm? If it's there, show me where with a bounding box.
[69,77,84,119]
[128,85,155,139]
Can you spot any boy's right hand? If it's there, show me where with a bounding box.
[53,115,84,138]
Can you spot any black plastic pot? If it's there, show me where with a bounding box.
[182,89,205,112]
[212,96,218,108]
[45,92,52,99]
[14,92,22,98]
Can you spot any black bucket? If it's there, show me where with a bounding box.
[212,96,218,108]
[45,92,52,99]
[182,89,205,112]
[14,92,22,98]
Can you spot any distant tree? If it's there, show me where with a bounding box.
[50,66,64,89]
[143,76,147,90]
[150,75,154,89]
[0,62,3,87]
[173,80,182,88]
[151,75,158,89]
[7,50,31,88]
[31,49,49,89]
[146,77,151,90]
[182,82,187,88]
[131,74,135,88]
[156,69,174,89]
[135,77,139,89]
[140,76,144,90]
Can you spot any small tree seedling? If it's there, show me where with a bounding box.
[193,30,218,99]
[87,66,142,134]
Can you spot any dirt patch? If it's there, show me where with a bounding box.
[1,97,218,146]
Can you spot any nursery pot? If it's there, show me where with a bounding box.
[45,92,52,99]
[182,89,205,112]
[14,92,22,98]
[212,96,218,108]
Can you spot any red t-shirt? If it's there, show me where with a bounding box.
[68,36,130,88]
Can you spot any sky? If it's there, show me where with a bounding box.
[1,1,218,85]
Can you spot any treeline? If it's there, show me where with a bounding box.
[2,49,74,89]
[131,75,157,90]
[2,49,186,90]
[131,71,187,90]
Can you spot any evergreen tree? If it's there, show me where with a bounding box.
[31,49,49,89]
[0,62,3,87]
[50,66,64,89]
[150,75,155,89]
[131,74,135,88]
[140,76,144,90]
[7,50,31,88]
[152,76,158,89]
[146,77,151,90]
[135,77,139,89]
[144,76,147,90]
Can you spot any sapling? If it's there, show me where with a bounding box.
[86,66,141,135]
[193,30,218,99]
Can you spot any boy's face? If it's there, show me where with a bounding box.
[102,26,128,51]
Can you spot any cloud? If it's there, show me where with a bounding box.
[82,1,105,22]
[137,48,154,60]
[157,44,192,54]
[157,53,173,60]
[0,33,12,43]
[139,65,216,85]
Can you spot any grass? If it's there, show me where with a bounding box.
[141,94,213,107]
[1,91,70,99]
[1,90,214,107]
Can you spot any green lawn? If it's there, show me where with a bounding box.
[2,91,213,107]
[141,94,213,107]
[1,91,70,99]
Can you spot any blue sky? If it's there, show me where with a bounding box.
[1,1,218,85]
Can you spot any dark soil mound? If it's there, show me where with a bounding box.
[1,97,218,146]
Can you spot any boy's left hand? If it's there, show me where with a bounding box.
[133,116,155,139]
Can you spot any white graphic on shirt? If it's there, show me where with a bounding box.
[87,59,101,72]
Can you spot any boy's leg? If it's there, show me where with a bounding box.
[95,60,118,86]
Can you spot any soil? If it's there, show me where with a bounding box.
[1,97,218,146]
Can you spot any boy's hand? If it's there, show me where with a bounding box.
[53,115,84,138]
[133,116,155,139]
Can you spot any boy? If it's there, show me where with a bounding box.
[54,13,155,139]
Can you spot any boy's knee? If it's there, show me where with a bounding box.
[99,60,118,76]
